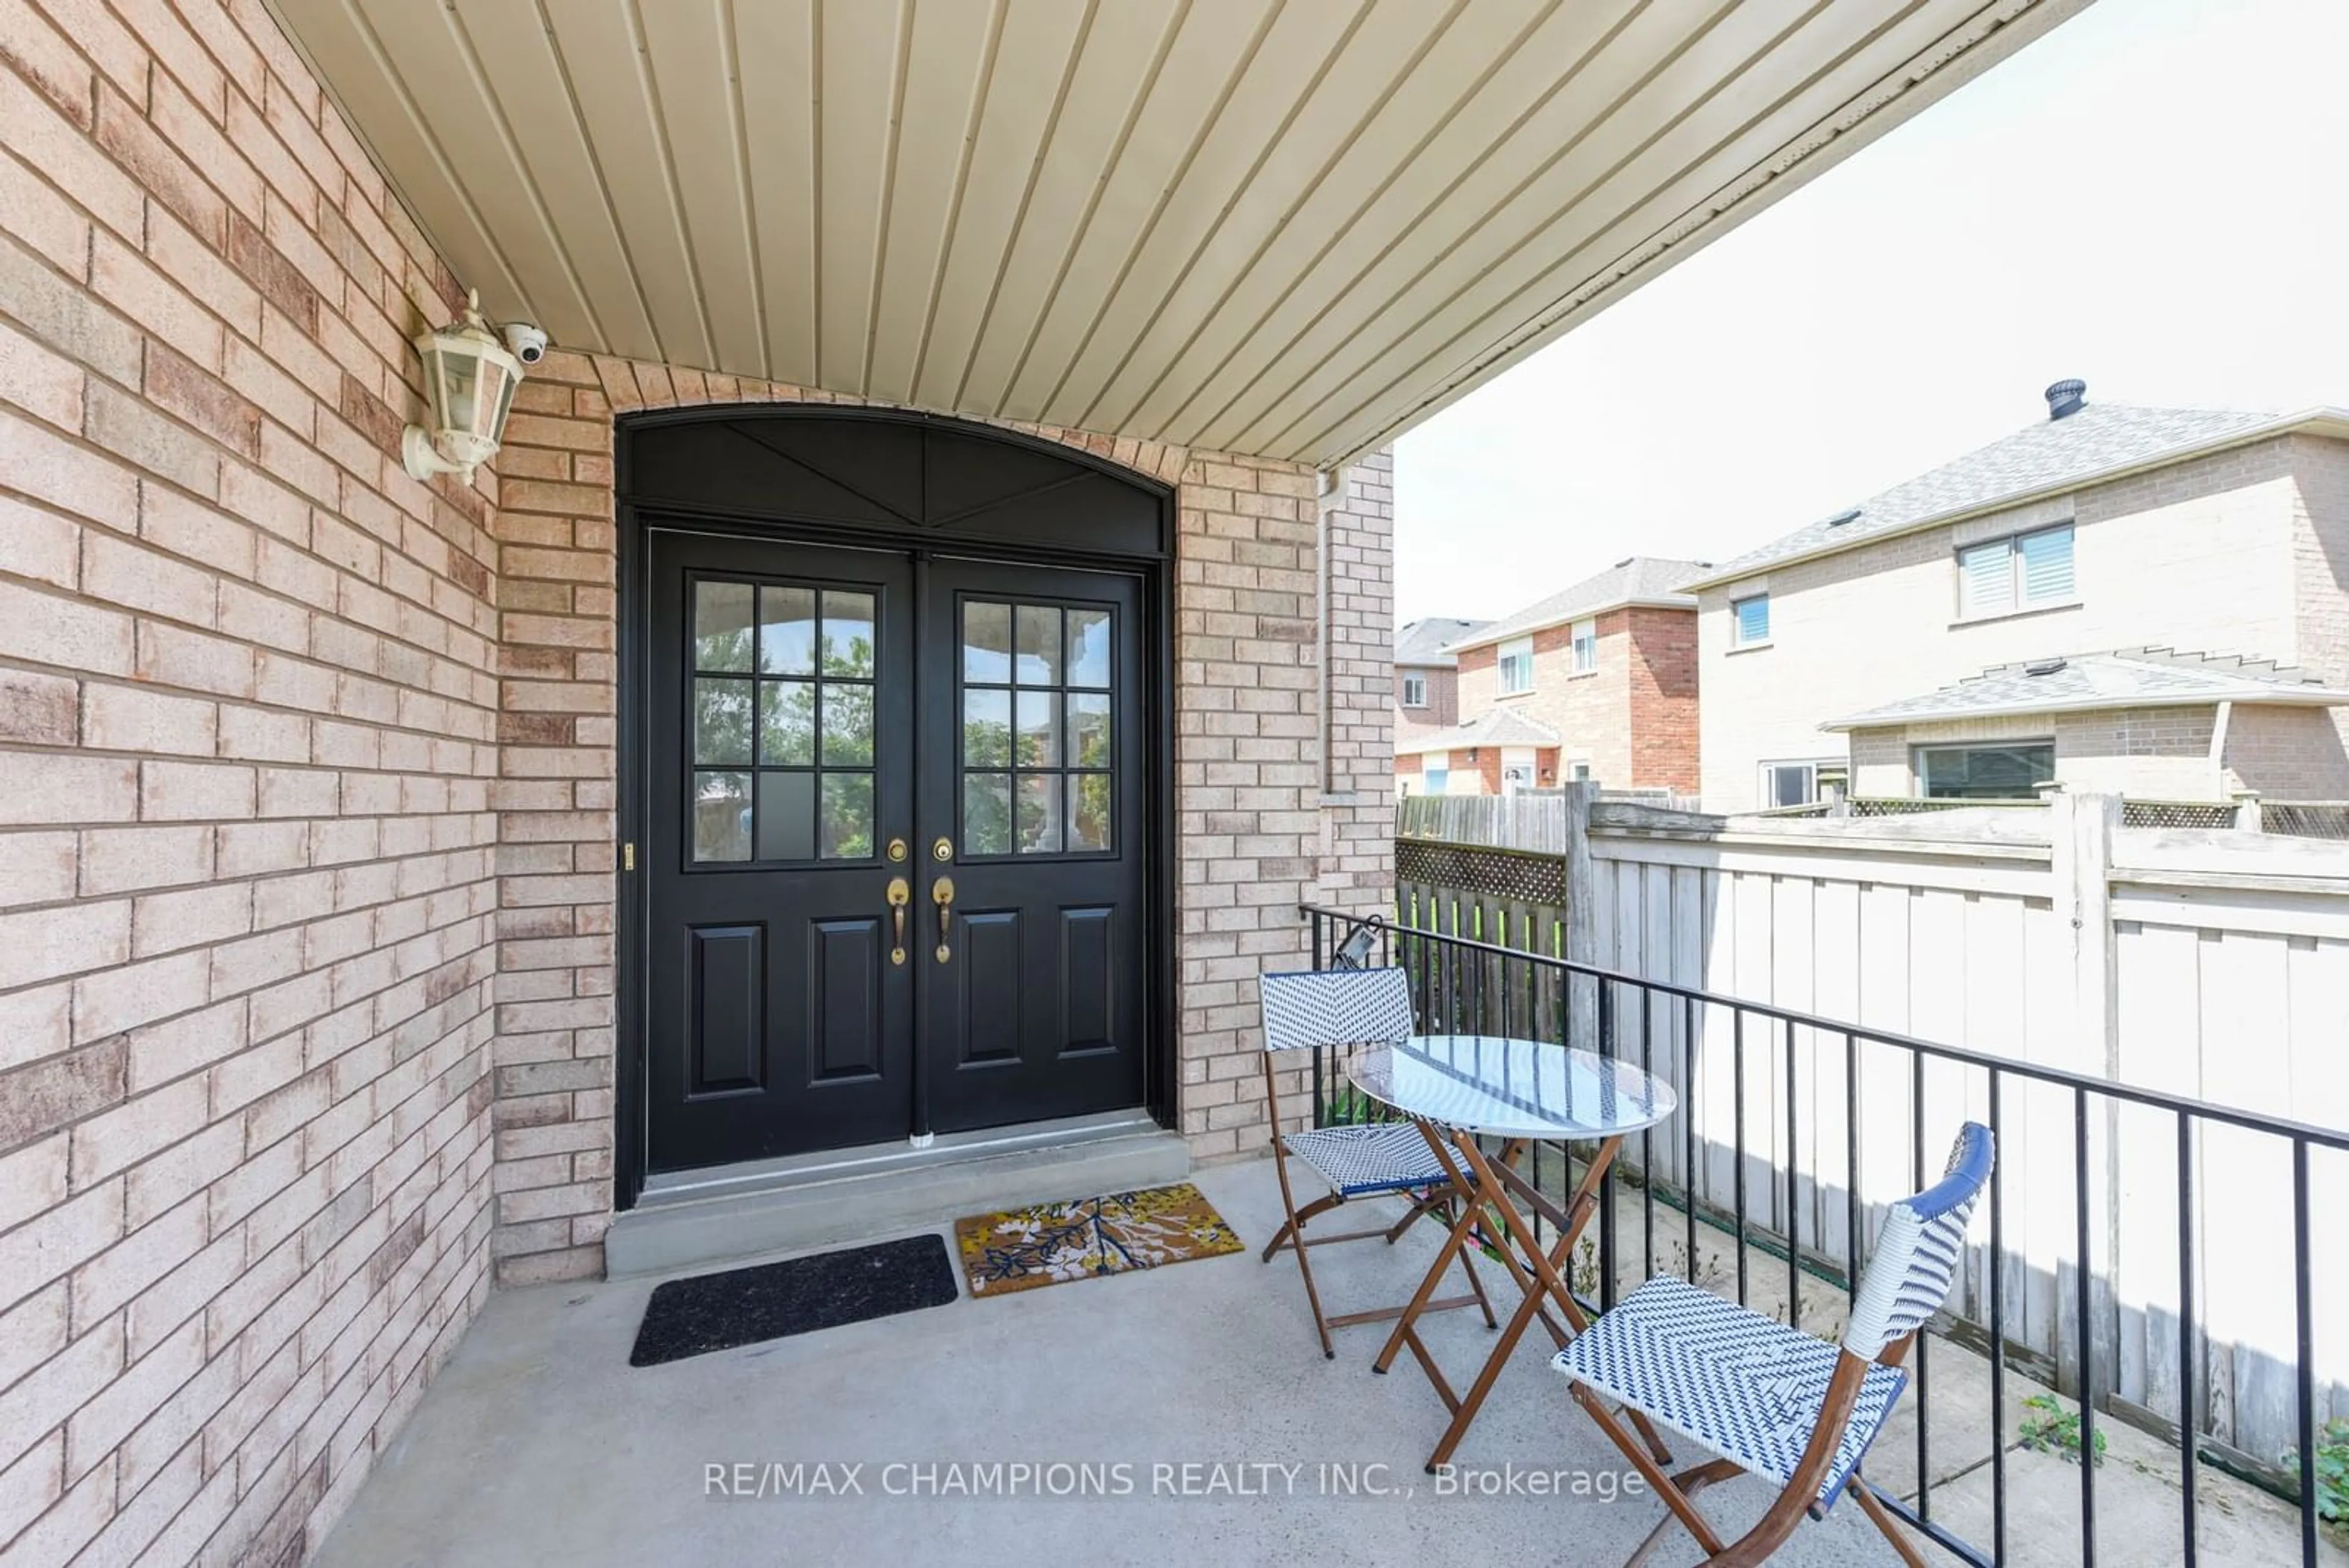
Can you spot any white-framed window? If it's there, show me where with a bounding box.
[1497,636,1535,696]
[1423,752,1451,795]
[1570,618,1596,674]
[1732,593,1770,646]
[1760,759,1848,808]
[1918,742,2053,799]
[1957,524,2074,618]
[1400,672,1427,707]
[1570,760,1592,782]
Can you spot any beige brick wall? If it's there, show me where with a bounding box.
[0,2,499,1563]
[490,360,1393,1280]
[1701,439,2316,811]
[2287,433,2349,773]
[2220,702,2349,797]
[1317,453,1396,914]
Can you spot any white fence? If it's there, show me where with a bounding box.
[1576,795,2349,1470]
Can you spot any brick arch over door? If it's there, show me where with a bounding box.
[486,355,1392,1285]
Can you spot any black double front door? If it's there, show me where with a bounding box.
[644,528,1149,1172]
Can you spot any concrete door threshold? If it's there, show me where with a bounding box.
[606,1111,1190,1279]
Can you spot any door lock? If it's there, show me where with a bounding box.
[886,837,907,863]
[886,877,910,966]
[931,876,955,962]
[931,836,954,863]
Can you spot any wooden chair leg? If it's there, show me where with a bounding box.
[1612,1459,1740,1568]
[1849,1474,1931,1568]
[1569,1384,1727,1563]
[1267,1145,1337,1359]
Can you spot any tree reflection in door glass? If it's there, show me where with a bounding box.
[820,774,874,860]
[759,681,815,766]
[964,773,1012,855]
[822,592,876,677]
[963,689,1011,767]
[1067,774,1110,852]
[693,678,753,765]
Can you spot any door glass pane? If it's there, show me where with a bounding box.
[692,771,752,861]
[693,581,754,672]
[964,773,1012,855]
[765,682,822,766]
[963,601,1011,682]
[755,771,814,861]
[1015,773,1061,853]
[693,678,753,765]
[757,585,816,675]
[1067,774,1110,852]
[1015,690,1061,767]
[821,683,874,765]
[759,680,814,765]
[1067,692,1111,768]
[822,591,876,677]
[820,774,874,859]
[1066,608,1111,688]
[964,689,1011,767]
[1014,605,1061,685]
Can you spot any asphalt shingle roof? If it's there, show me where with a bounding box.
[1446,557,1708,653]
[1394,617,1490,668]
[1824,647,2348,730]
[1394,708,1562,756]
[1694,401,2281,587]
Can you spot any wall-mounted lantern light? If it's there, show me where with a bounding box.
[402,290,529,483]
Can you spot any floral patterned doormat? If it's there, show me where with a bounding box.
[953,1183,1245,1296]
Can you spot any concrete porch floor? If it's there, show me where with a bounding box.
[313,1159,2338,1568]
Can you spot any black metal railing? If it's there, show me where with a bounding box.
[1301,903,2347,1568]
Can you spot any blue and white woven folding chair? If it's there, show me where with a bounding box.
[1257,966,1497,1358]
[1553,1123,1995,1568]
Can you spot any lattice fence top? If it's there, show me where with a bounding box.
[1397,838,1568,905]
[2258,801,2349,839]
[2120,800,2240,831]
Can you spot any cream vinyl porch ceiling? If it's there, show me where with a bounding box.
[268,0,2087,468]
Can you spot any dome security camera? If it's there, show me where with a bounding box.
[502,322,549,366]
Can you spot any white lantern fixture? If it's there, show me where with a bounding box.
[402,289,524,483]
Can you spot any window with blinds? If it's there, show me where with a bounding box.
[1958,524,2074,617]
[1732,593,1770,645]
[1497,636,1535,694]
[1570,618,1597,672]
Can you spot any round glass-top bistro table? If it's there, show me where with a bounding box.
[1349,1035,1678,1472]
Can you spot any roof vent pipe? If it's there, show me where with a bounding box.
[2044,379,2087,420]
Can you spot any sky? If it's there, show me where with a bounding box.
[1390,0,2349,625]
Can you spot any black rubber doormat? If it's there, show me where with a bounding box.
[628,1234,960,1367]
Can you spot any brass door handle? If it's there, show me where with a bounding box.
[886,877,910,966]
[932,876,954,962]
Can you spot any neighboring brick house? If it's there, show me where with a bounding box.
[1685,381,2349,811]
[1392,615,1486,771]
[1443,557,1705,794]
